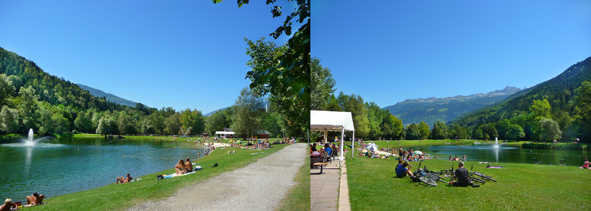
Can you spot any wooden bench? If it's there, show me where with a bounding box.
[312,162,330,174]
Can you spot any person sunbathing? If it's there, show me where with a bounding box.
[185,157,193,173]
[0,198,18,211]
[175,159,187,175]
[26,192,45,206]
[116,173,132,184]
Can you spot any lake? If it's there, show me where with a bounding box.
[422,144,590,167]
[0,137,205,203]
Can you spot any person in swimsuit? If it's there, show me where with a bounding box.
[175,159,187,175]
[185,157,193,173]
[0,198,18,211]
[116,173,132,184]
[26,192,45,205]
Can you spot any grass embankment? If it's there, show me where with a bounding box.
[347,155,591,210]
[277,155,311,211]
[30,144,290,211]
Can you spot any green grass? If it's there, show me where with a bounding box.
[30,144,290,211]
[347,156,591,210]
[277,155,310,211]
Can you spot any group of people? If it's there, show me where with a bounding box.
[175,157,194,175]
[310,143,338,157]
[1,193,45,210]
[448,155,467,161]
[395,160,476,187]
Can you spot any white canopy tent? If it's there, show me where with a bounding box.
[310,110,355,167]
[215,131,235,136]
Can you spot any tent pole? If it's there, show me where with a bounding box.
[340,128,344,168]
[324,129,327,144]
[352,131,355,159]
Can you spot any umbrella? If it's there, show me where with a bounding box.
[366,143,378,152]
[413,151,424,155]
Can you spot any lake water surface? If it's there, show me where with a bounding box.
[424,144,590,167]
[0,137,205,203]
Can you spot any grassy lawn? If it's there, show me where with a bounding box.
[277,154,310,211]
[347,156,591,210]
[29,144,290,211]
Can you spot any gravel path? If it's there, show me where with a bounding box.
[128,143,307,211]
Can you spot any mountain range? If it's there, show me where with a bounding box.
[76,84,142,108]
[382,86,522,127]
[451,56,591,127]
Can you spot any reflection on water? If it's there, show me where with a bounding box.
[0,137,205,203]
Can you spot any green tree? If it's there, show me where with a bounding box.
[311,58,336,110]
[431,121,448,139]
[0,105,19,134]
[164,113,181,135]
[473,128,483,140]
[507,124,525,140]
[576,81,591,141]
[539,118,562,142]
[217,0,310,118]
[0,74,15,107]
[18,86,39,132]
[405,123,421,140]
[495,119,511,140]
[180,109,205,135]
[244,38,308,136]
[231,87,264,138]
[418,121,430,140]
[51,112,69,134]
[338,93,370,138]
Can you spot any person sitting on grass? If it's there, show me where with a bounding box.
[175,159,187,175]
[582,158,590,169]
[395,160,403,172]
[26,192,45,206]
[449,155,453,161]
[0,198,18,211]
[462,155,467,161]
[449,161,475,187]
[116,173,132,184]
[185,157,193,173]
[396,161,413,178]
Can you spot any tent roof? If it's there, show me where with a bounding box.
[310,110,355,132]
[215,131,235,135]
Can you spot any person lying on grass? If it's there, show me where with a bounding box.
[449,161,474,187]
[396,161,413,178]
[26,192,45,205]
[175,159,187,175]
[116,173,132,184]
[0,198,18,211]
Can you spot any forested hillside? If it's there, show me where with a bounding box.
[0,47,205,137]
[452,56,591,142]
[383,86,521,127]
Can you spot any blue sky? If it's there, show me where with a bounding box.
[312,1,591,108]
[0,0,298,114]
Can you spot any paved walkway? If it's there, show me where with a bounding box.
[310,157,351,211]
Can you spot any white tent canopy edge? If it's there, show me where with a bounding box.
[310,110,356,167]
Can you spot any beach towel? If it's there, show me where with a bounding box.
[160,172,197,180]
